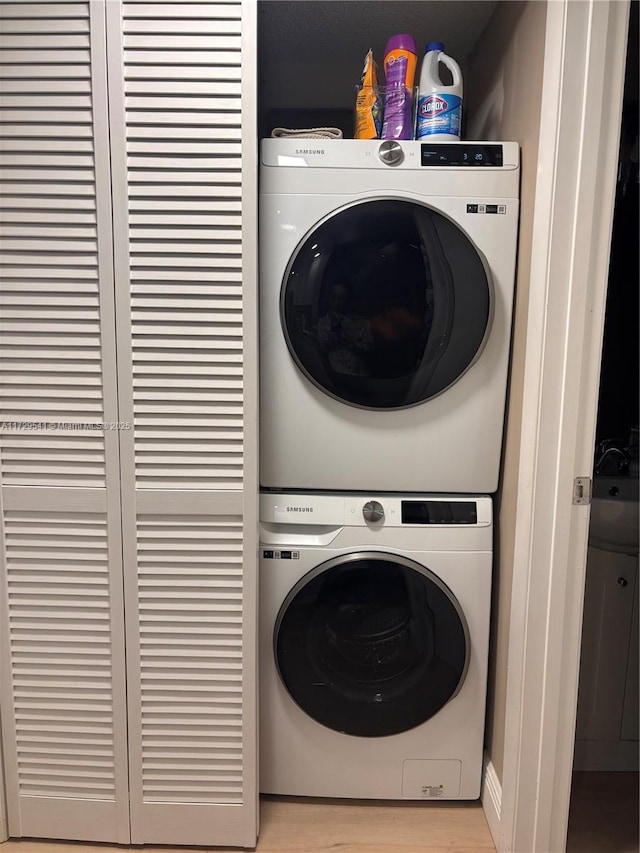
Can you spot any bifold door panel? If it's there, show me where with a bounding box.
[0,0,256,847]
[0,2,129,842]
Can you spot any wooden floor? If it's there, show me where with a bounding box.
[4,774,638,852]
[0,773,639,853]
[567,771,639,853]
[1,796,495,853]
[257,796,495,852]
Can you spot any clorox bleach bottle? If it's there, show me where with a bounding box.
[416,42,463,141]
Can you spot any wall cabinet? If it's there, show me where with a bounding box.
[0,1,257,847]
[574,547,639,771]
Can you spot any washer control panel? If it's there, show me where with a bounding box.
[260,493,492,528]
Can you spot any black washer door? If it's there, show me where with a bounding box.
[281,199,491,409]
[275,553,469,737]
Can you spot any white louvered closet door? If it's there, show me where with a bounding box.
[105,1,258,847]
[0,1,130,843]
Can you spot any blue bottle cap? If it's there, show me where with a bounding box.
[426,41,445,52]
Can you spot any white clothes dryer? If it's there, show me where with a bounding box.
[259,491,492,800]
[259,139,520,493]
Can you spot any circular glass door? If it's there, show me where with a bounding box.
[275,553,469,737]
[281,199,492,409]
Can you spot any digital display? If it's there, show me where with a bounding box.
[421,144,503,167]
[401,501,478,524]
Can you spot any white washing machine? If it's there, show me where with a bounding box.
[260,139,520,493]
[259,491,492,800]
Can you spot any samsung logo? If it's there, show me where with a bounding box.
[286,506,314,513]
[295,148,325,155]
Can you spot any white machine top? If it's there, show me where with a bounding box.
[261,138,519,172]
[259,492,492,528]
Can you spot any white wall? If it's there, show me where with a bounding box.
[464,0,548,784]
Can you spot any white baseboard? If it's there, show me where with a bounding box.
[0,733,7,842]
[481,753,502,850]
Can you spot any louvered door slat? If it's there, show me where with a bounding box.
[128,64,241,81]
[0,50,92,64]
[1,4,90,17]
[124,34,241,49]
[0,16,90,33]
[0,1,130,843]
[1,78,93,93]
[125,3,241,18]
[0,34,90,48]
[126,49,240,65]
[0,64,91,78]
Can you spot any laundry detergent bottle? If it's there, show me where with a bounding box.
[381,33,417,140]
[416,42,463,141]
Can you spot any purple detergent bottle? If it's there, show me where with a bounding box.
[381,34,418,140]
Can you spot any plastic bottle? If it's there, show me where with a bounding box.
[416,42,463,141]
[381,34,417,141]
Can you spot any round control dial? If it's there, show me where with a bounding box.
[378,140,404,166]
[362,500,385,523]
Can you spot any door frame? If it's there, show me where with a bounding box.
[497,1,630,851]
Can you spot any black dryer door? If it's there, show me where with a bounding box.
[281,199,491,409]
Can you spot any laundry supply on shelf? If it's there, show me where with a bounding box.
[355,48,383,139]
[416,42,463,140]
[270,127,344,139]
[380,34,418,141]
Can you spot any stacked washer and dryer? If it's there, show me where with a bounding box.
[258,139,520,800]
